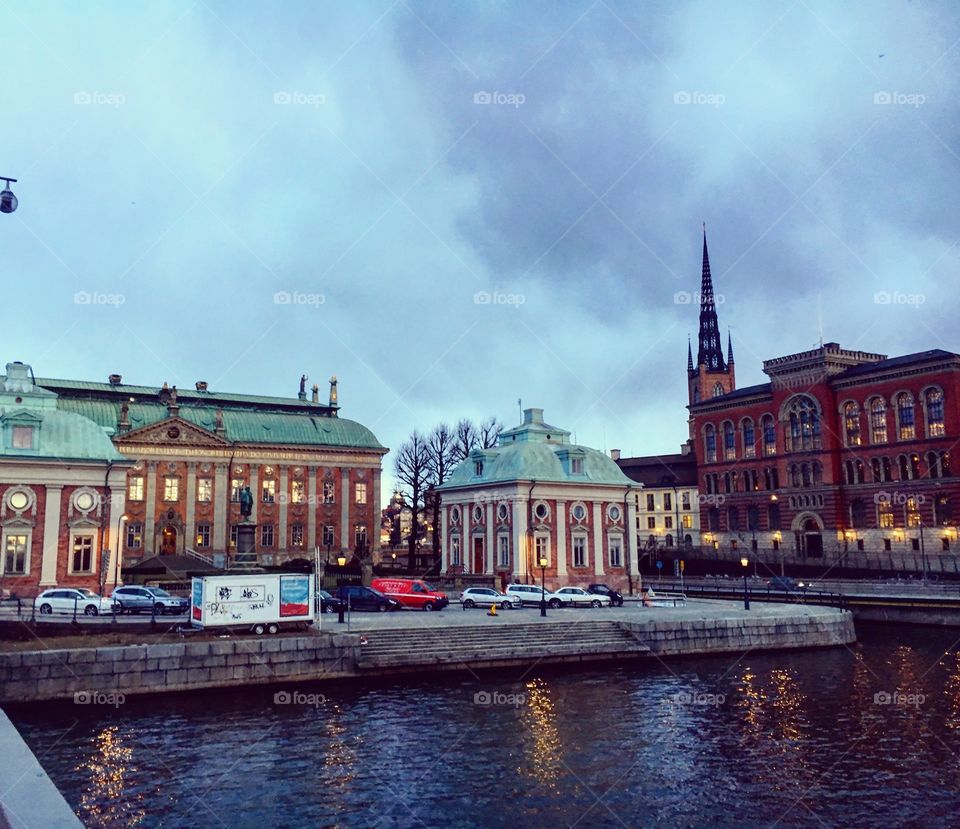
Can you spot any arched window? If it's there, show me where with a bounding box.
[762,415,777,456]
[784,395,821,452]
[925,388,946,437]
[801,463,812,487]
[869,397,888,444]
[871,457,883,483]
[843,402,861,446]
[844,460,855,485]
[936,495,952,526]
[704,425,717,463]
[850,499,866,528]
[897,392,916,441]
[906,496,921,528]
[723,472,732,494]
[713,382,725,398]
[942,452,952,477]
[664,533,674,547]
[910,453,921,479]
[898,455,911,481]
[813,462,823,486]
[747,505,759,531]
[768,502,781,530]
[723,421,736,460]
[878,499,895,528]
[742,419,756,459]
[727,506,740,531]
[927,451,940,479]
[790,464,800,488]
[882,456,893,481]
[684,534,693,547]
[853,460,864,484]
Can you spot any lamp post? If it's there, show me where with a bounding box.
[538,555,548,617]
[0,177,18,213]
[740,556,750,610]
[337,554,347,624]
[919,518,928,586]
[112,514,128,624]
[392,551,397,571]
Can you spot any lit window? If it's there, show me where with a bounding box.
[723,422,736,460]
[4,534,27,574]
[870,398,888,444]
[11,425,32,449]
[926,388,945,437]
[72,535,94,573]
[844,402,861,446]
[197,479,213,503]
[231,479,244,501]
[163,477,179,502]
[704,425,717,463]
[322,481,335,504]
[126,523,142,549]
[128,476,144,501]
[878,500,895,529]
[682,514,693,529]
[354,524,368,548]
[291,481,305,504]
[195,524,211,548]
[291,524,304,547]
[762,415,777,456]
[906,497,921,528]
[742,419,756,458]
[897,393,916,440]
[785,396,821,452]
[355,483,367,505]
[262,480,276,503]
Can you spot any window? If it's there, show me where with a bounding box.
[262,480,276,503]
[682,514,693,529]
[355,483,367,505]
[844,402,861,446]
[871,458,883,483]
[785,395,821,452]
[762,415,777,456]
[742,418,756,458]
[647,516,656,529]
[322,481,335,504]
[884,538,892,551]
[609,537,623,567]
[768,503,781,531]
[713,383,724,397]
[664,493,672,511]
[260,525,274,547]
[354,524,368,548]
[163,477,179,502]
[11,425,33,449]
[911,537,920,551]
[723,421,736,460]
[708,507,720,531]
[878,500,895,529]
[71,535,94,573]
[926,388,946,437]
[897,393,915,440]
[664,516,673,529]
[572,536,586,568]
[534,535,549,565]
[195,524,211,548]
[128,476,144,501]
[870,398,888,444]
[3,534,27,574]
[230,525,239,546]
[681,491,691,511]
[291,480,305,504]
[474,461,484,476]
[571,457,583,474]
[704,425,717,463]
[322,525,335,547]
[231,478,244,501]
[291,524,304,547]
[646,494,655,511]
[126,522,142,549]
[498,535,510,567]
[747,506,759,532]
[936,495,952,526]
[451,536,462,566]
[850,499,866,529]
[197,478,213,502]
[727,506,740,532]
[906,497,921,528]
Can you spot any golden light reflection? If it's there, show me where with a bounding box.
[77,726,145,828]
[322,703,357,788]
[519,678,563,789]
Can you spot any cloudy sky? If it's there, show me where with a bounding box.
[3,1,959,500]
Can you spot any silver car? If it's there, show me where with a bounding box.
[554,586,611,608]
[505,583,568,609]
[34,588,116,616]
[460,587,521,609]
[112,585,189,615]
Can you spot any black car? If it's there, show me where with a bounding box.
[587,583,624,607]
[317,589,347,614]
[331,585,401,612]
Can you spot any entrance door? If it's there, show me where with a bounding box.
[803,519,823,558]
[473,537,484,574]
[160,526,177,555]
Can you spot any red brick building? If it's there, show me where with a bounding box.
[688,233,960,573]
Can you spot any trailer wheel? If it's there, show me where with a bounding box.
[267,623,279,635]
[252,624,266,635]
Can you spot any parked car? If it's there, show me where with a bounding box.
[767,576,801,592]
[112,585,189,615]
[460,587,520,610]
[316,589,346,614]
[505,583,568,609]
[34,588,116,616]
[371,577,449,611]
[554,586,611,607]
[331,585,401,612]
[586,583,624,606]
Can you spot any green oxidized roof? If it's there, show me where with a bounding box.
[439,408,636,489]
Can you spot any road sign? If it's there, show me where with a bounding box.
[680,560,685,572]
[655,560,663,570]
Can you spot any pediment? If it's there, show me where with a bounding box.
[115,417,231,448]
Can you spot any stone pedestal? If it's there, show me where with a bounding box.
[234,524,257,568]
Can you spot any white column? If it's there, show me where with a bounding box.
[556,500,567,578]
[485,503,495,575]
[592,502,605,576]
[279,466,289,553]
[440,504,449,571]
[185,463,197,550]
[307,468,318,550]
[40,486,62,586]
[213,463,228,550]
[627,495,640,578]
[340,469,350,552]
[106,484,127,588]
[514,498,528,579]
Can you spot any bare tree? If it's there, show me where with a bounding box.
[426,423,457,567]
[479,416,503,448]
[451,418,479,466]
[394,430,431,567]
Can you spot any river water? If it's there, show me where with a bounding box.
[8,623,960,829]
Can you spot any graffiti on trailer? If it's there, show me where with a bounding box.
[206,602,230,616]
[242,588,258,599]
[218,587,233,601]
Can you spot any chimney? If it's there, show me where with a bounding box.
[523,407,543,425]
[108,373,122,385]
[610,449,621,461]
[195,380,208,392]
[311,384,319,403]
[329,375,338,407]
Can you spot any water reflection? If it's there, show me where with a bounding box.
[519,678,563,789]
[77,726,145,828]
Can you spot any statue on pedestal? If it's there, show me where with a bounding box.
[239,486,253,521]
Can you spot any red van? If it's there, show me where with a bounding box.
[370,578,450,611]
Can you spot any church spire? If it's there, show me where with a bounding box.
[696,225,726,372]
[727,330,735,364]
[687,336,694,373]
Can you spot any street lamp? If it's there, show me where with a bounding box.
[740,556,750,610]
[391,551,397,571]
[538,555,548,617]
[112,514,128,624]
[336,554,347,624]
[0,177,17,213]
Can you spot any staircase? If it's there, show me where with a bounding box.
[354,620,649,671]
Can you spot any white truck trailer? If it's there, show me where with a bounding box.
[190,573,314,634]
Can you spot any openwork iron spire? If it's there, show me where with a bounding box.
[696,226,726,372]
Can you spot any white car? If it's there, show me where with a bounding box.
[505,583,568,609]
[34,588,117,616]
[459,587,521,609]
[554,586,611,607]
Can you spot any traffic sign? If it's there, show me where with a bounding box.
[655,560,663,570]
[680,560,685,572]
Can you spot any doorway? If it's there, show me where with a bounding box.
[472,537,484,574]
[160,526,177,555]
[803,519,823,558]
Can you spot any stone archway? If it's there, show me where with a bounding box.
[791,512,824,559]
[160,526,177,555]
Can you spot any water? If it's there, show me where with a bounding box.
[9,624,960,828]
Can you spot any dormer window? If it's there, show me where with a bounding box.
[571,457,583,474]
[474,461,484,476]
[12,425,33,449]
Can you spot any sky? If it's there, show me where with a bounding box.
[3,0,959,503]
